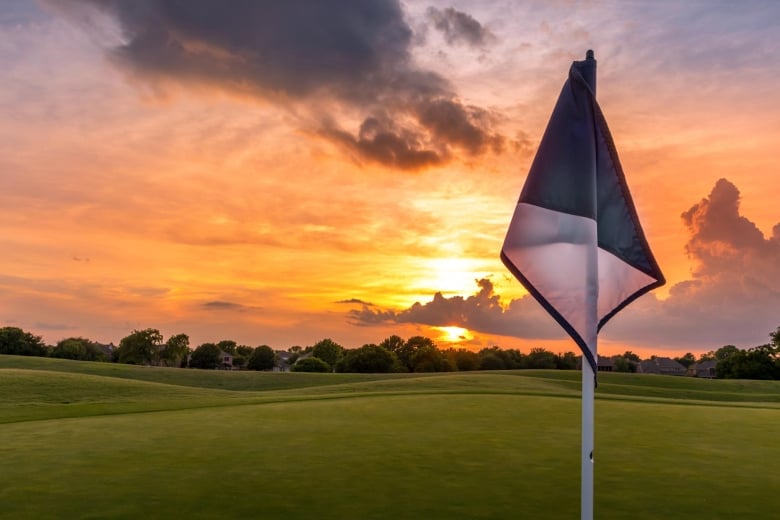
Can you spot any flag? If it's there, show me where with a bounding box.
[500,51,665,373]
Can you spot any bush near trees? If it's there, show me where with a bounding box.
[292,356,331,372]
[247,345,276,371]
[115,329,163,365]
[0,327,47,357]
[189,343,222,369]
[51,337,106,362]
[311,339,343,371]
[337,344,399,373]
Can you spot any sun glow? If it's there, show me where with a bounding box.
[434,326,473,344]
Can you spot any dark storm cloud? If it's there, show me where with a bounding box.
[425,6,496,48]
[52,0,505,170]
[351,179,780,351]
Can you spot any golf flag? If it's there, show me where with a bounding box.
[500,51,665,374]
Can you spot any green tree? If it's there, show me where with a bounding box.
[479,353,506,370]
[189,343,222,369]
[526,348,557,369]
[770,327,780,349]
[674,352,696,368]
[613,356,637,373]
[394,336,436,372]
[292,356,331,372]
[51,337,106,361]
[715,345,739,360]
[554,351,578,370]
[337,344,398,373]
[716,344,779,380]
[446,348,480,371]
[116,329,163,365]
[217,340,237,355]
[236,345,254,358]
[411,345,451,372]
[160,334,190,367]
[247,345,276,371]
[622,351,641,363]
[0,327,47,357]
[311,339,344,371]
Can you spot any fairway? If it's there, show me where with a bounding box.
[1,356,779,519]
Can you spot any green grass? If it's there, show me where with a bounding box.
[1,355,779,518]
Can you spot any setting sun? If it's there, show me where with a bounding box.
[434,326,473,344]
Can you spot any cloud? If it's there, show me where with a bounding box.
[349,278,560,339]
[335,298,374,305]
[202,301,246,311]
[425,7,496,48]
[351,179,780,351]
[51,0,505,170]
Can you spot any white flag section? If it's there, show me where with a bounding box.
[500,50,664,374]
[500,51,664,520]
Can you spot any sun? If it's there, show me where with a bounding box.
[433,326,473,344]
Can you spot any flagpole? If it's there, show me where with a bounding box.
[582,353,595,520]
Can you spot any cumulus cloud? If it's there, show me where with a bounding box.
[351,179,780,351]
[50,0,505,170]
[425,6,496,48]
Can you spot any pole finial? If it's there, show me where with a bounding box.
[586,49,594,60]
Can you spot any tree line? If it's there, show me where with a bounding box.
[1,325,779,380]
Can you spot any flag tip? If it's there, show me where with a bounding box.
[586,49,594,60]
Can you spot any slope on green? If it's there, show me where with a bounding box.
[1,355,780,519]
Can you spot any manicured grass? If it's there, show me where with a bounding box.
[1,356,779,518]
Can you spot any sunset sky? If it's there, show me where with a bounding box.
[1,0,778,357]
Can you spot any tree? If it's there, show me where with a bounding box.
[674,352,696,368]
[217,340,237,355]
[292,356,330,372]
[236,345,254,358]
[394,336,436,372]
[411,345,451,372]
[479,353,506,370]
[51,337,106,362]
[160,334,190,367]
[715,345,739,360]
[379,335,405,354]
[526,348,557,369]
[0,327,48,357]
[189,343,222,369]
[311,339,344,371]
[337,344,398,373]
[622,351,641,363]
[554,351,578,370]
[446,348,481,371]
[770,327,780,349]
[247,345,276,371]
[716,344,779,380]
[613,356,637,373]
[116,329,163,365]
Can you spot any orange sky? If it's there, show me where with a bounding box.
[1,1,779,358]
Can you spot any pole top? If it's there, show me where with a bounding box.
[586,49,594,60]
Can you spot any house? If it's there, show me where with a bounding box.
[220,351,234,370]
[638,357,687,376]
[576,356,614,372]
[688,360,717,378]
[274,350,291,372]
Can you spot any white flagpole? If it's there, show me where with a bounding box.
[581,352,595,520]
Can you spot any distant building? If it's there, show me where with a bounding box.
[638,357,687,376]
[576,356,614,372]
[274,350,291,372]
[688,360,717,378]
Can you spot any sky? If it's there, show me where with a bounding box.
[1,0,779,357]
